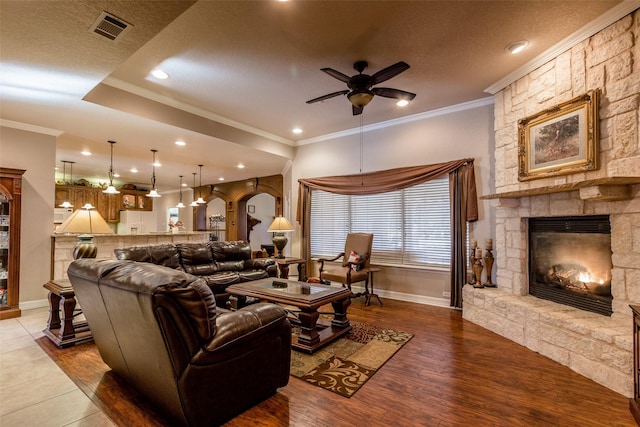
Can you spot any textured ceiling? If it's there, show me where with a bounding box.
[0,0,630,191]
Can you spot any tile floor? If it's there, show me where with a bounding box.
[0,308,115,427]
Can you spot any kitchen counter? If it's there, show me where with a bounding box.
[51,232,210,281]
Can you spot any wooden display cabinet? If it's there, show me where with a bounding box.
[630,305,640,425]
[0,168,25,320]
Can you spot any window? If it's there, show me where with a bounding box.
[310,176,451,268]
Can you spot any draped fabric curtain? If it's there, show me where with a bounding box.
[297,158,478,308]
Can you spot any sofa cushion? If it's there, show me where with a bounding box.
[211,240,251,261]
[217,260,245,272]
[114,244,180,269]
[177,243,218,275]
[239,270,270,282]
[157,279,217,342]
[114,246,151,263]
[148,244,181,269]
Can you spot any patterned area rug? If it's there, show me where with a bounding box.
[289,320,413,398]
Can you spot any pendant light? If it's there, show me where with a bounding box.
[59,160,73,208]
[176,175,185,208]
[146,149,161,198]
[196,164,205,204]
[102,140,120,194]
[189,172,199,207]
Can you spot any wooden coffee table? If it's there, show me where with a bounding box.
[227,278,352,353]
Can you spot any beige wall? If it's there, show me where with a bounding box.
[290,101,495,304]
[0,126,56,307]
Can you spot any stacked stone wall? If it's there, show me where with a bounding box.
[464,11,640,397]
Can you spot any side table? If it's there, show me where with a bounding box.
[43,279,92,348]
[274,257,307,281]
[362,268,383,306]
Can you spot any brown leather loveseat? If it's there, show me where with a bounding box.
[68,258,291,427]
[114,240,277,306]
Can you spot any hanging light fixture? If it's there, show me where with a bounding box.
[189,172,199,207]
[146,149,161,198]
[102,140,120,194]
[196,164,206,204]
[59,160,73,208]
[176,175,185,208]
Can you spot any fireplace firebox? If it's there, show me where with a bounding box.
[528,215,612,316]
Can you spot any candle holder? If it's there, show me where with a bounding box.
[472,254,484,289]
[468,243,478,285]
[483,248,496,287]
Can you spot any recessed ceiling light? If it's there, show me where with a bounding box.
[175,140,186,146]
[182,183,188,187]
[237,163,245,169]
[113,173,120,178]
[153,161,161,167]
[81,150,91,156]
[130,168,138,173]
[150,69,169,79]
[396,100,409,107]
[506,40,529,54]
[218,177,225,181]
[292,128,302,134]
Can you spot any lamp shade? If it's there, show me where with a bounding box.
[56,205,114,235]
[267,216,294,232]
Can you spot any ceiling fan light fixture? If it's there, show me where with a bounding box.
[348,90,374,107]
[396,99,409,107]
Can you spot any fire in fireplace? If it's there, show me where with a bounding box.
[528,215,612,316]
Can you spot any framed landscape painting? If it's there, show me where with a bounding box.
[518,90,599,181]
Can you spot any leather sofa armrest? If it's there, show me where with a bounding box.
[193,303,288,364]
[244,258,275,270]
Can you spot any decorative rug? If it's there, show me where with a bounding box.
[289,320,413,398]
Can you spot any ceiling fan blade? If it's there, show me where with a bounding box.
[370,61,410,85]
[371,87,416,100]
[306,90,350,104]
[321,68,351,83]
[352,104,364,115]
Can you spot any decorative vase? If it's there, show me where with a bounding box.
[484,248,496,287]
[472,256,484,288]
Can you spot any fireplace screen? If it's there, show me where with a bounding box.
[528,215,612,316]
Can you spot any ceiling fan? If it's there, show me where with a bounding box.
[306,60,416,115]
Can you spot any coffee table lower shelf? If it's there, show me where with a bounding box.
[291,317,352,354]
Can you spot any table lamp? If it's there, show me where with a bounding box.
[56,203,113,259]
[267,216,294,258]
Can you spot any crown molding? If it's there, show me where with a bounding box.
[485,0,640,95]
[296,97,494,146]
[0,119,63,136]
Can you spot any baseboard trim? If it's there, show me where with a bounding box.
[20,299,49,311]
[350,285,452,308]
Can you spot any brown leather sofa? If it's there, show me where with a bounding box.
[68,258,291,427]
[114,240,277,306]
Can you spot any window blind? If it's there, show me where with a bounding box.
[310,176,451,267]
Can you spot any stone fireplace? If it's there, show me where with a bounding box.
[463,10,640,398]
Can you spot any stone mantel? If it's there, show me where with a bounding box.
[481,177,640,201]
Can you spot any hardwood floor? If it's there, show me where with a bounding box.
[38,298,636,426]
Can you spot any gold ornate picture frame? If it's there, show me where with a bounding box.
[518,89,599,181]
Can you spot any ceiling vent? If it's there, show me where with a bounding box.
[89,11,131,41]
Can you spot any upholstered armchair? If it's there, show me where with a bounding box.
[318,233,374,292]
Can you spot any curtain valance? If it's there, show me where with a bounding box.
[297,158,478,222]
